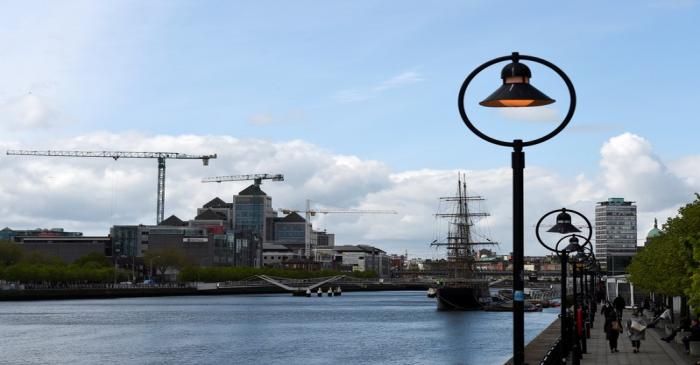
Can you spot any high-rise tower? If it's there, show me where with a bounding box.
[595,197,637,275]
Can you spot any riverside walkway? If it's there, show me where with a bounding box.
[580,309,693,365]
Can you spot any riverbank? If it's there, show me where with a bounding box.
[0,282,430,301]
[503,316,560,364]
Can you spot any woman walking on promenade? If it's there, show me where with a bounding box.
[604,306,622,353]
[626,312,647,353]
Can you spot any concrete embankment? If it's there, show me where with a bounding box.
[0,283,430,301]
[503,317,561,365]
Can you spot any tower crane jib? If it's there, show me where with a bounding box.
[6,149,217,224]
[201,173,284,186]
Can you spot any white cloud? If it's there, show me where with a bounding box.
[374,71,424,92]
[248,113,274,125]
[247,110,306,126]
[0,93,64,131]
[333,70,424,103]
[600,133,690,211]
[0,131,697,258]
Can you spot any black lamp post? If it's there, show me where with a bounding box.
[458,52,576,365]
[571,243,595,357]
[536,208,592,364]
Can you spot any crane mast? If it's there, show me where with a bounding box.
[7,149,217,224]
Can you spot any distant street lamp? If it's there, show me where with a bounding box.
[536,208,592,365]
[149,255,162,282]
[459,52,576,365]
[113,247,120,286]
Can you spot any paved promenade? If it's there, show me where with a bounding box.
[580,309,694,365]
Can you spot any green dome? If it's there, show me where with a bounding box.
[647,218,662,238]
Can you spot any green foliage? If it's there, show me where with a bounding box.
[628,194,700,313]
[0,251,118,284]
[144,248,191,275]
[0,241,23,266]
[73,252,111,268]
[0,245,379,285]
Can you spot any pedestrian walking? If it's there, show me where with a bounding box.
[604,308,622,353]
[613,295,625,320]
[626,311,647,353]
[601,300,613,318]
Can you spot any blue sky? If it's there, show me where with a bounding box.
[1,0,699,256]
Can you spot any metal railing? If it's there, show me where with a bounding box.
[539,337,563,365]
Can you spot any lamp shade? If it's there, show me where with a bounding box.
[547,211,581,234]
[562,236,580,253]
[480,61,555,108]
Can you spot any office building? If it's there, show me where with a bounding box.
[595,197,637,275]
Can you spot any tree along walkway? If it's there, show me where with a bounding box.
[581,309,692,365]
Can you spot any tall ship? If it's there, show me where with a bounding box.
[429,173,497,310]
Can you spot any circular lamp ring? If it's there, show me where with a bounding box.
[535,208,592,254]
[458,53,577,148]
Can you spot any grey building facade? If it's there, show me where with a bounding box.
[595,197,637,275]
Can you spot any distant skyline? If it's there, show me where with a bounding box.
[0,1,698,257]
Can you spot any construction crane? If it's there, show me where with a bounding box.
[280,199,397,259]
[6,150,217,224]
[202,173,284,186]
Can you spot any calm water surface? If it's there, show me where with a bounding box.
[0,291,557,365]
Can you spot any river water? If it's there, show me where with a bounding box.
[0,291,557,365]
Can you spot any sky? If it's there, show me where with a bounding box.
[0,0,699,258]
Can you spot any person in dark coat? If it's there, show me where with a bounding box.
[613,295,625,320]
[589,297,598,327]
[604,308,621,353]
[683,319,700,354]
[662,316,690,342]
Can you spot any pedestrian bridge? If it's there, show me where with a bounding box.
[215,275,349,294]
[257,275,345,292]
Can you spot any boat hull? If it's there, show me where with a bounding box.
[435,287,485,311]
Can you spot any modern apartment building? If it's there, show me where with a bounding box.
[595,197,637,275]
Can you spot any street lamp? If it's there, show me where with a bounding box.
[149,255,161,283]
[459,52,576,365]
[535,208,592,364]
[570,240,595,357]
[113,247,120,286]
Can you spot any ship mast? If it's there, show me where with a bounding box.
[431,172,497,278]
